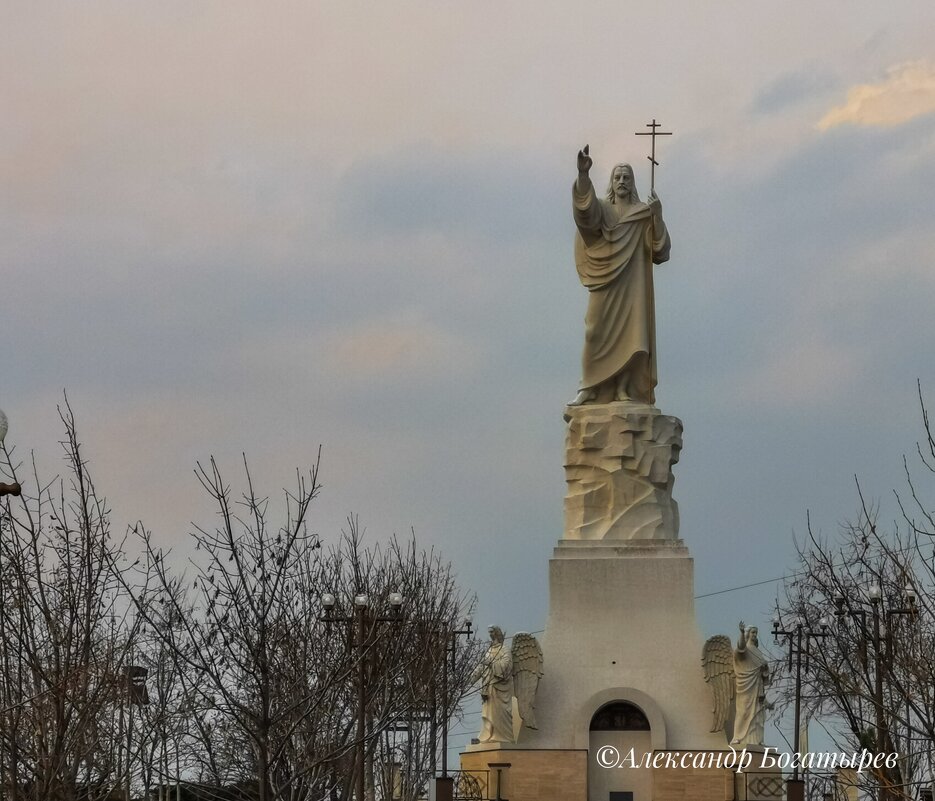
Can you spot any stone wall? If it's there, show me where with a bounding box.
[459,748,587,801]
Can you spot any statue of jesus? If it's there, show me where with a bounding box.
[569,145,671,406]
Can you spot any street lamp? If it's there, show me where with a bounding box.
[0,409,22,497]
[436,615,473,801]
[773,613,829,801]
[834,583,917,801]
[119,663,150,801]
[321,590,405,801]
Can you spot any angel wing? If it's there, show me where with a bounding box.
[511,632,543,730]
[701,635,735,734]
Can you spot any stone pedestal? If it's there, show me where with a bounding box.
[459,748,587,801]
[653,758,735,800]
[506,538,730,801]
[521,539,725,751]
[461,403,737,801]
[564,403,681,540]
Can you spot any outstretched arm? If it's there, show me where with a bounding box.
[573,144,601,236]
[736,620,747,654]
[576,145,593,195]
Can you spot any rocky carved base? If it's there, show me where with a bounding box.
[563,402,682,540]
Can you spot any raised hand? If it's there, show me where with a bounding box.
[648,189,663,220]
[577,144,592,174]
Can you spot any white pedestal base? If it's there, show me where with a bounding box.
[520,539,725,754]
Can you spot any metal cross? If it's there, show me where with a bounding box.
[634,118,672,193]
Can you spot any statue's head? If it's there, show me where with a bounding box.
[747,627,759,646]
[488,625,504,644]
[606,163,641,205]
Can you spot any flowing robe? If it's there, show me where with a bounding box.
[475,642,514,742]
[731,639,769,746]
[573,181,671,401]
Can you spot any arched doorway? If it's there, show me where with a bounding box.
[588,701,653,801]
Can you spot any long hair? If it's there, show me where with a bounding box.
[605,163,641,204]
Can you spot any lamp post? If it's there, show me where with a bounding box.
[321,590,405,801]
[436,616,473,801]
[834,582,917,801]
[773,614,831,801]
[0,409,22,497]
[119,662,150,801]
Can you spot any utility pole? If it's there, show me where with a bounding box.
[322,591,404,801]
[436,617,473,801]
[834,583,917,801]
[773,615,830,801]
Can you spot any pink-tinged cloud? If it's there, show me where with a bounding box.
[323,314,479,378]
[818,61,935,130]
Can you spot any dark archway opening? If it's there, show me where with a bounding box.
[589,701,650,731]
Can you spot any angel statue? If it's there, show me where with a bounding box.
[470,627,544,743]
[702,621,770,747]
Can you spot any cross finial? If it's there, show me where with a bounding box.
[634,118,673,193]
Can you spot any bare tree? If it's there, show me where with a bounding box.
[115,454,329,801]
[1,407,479,801]
[120,460,478,801]
[0,401,142,801]
[322,531,480,801]
[776,386,935,801]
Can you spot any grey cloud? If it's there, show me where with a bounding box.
[5,0,935,661]
[750,65,840,115]
[336,145,566,241]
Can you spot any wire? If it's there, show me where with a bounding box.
[695,575,789,600]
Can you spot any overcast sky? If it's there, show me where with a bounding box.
[3,2,935,753]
